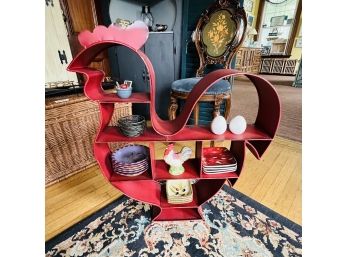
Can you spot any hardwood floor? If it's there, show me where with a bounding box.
[45,136,301,241]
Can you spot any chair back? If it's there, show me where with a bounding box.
[194,0,247,76]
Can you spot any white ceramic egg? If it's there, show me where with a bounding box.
[229,115,247,134]
[211,115,227,135]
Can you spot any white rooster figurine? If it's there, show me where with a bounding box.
[163,143,193,176]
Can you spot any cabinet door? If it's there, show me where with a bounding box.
[45,0,77,85]
[114,45,149,119]
[145,33,175,120]
[114,33,175,120]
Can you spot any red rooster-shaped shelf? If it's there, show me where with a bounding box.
[67,21,281,222]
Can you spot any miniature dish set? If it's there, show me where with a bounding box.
[111,144,149,176]
[166,179,193,204]
[202,147,237,174]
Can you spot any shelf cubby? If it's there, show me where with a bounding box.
[94,142,154,182]
[195,179,227,206]
[111,180,161,207]
[154,159,200,180]
[160,184,199,209]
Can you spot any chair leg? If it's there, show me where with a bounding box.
[168,93,178,120]
[213,94,224,118]
[224,95,232,122]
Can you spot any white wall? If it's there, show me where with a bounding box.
[109,0,176,31]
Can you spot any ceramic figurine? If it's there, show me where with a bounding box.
[211,115,227,135]
[163,143,192,176]
[229,115,247,134]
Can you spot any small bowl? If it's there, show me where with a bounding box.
[116,87,132,99]
[118,115,146,137]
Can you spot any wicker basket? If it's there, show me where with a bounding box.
[45,94,131,186]
[118,115,146,137]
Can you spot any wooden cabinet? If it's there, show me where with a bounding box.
[260,57,298,75]
[60,0,111,79]
[235,47,262,74]
[45,0,77,86]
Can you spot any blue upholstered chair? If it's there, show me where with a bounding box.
[168,0,247,125]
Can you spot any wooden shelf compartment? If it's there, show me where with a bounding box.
[94,142,154,182]
[111,179,161,207]
[64,68,151,103]
[160,183,199,209]
[195,179,227,205]
[153,159,200,181]
[199,140,245,179]
[96,124,272,143]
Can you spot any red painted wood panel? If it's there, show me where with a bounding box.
[67,24,281,222]
[96,125,272,143]
[154,208,201,221]
[154,159,200,181]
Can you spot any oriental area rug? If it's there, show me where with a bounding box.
[45,185,302,257]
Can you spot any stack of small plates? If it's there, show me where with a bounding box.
[111,144,149,176]
[166,180,193,204]
[202,147,237,174]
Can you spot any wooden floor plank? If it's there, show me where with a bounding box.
[46,137,302,240]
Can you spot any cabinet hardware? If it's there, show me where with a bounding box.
[45,0,54,7]
[58,50,68,64]
[142,69,150,81]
